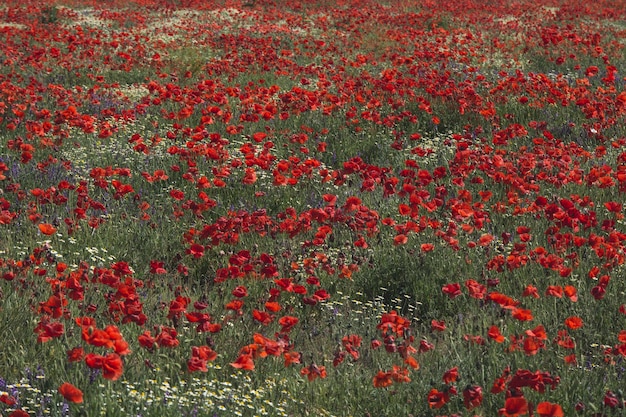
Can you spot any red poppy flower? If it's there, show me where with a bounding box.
[300,363,327,381]
[563,285,578,302]
[185,311,210,324]
[419,339,435,353]
[102,353,123,380]
[67,347,85,362]
[442,283,462,299]
[545,285,563,298]
[252,309,274,325]
[230,354,255,370]
[489,292,520,309]
[442,367,458,383]
[522,335,544,356]
[138,331,156,350]
[604,201,622,213]
[431,320,446,332]
[264,301,281,312]
[207,323,222,333]
[252,132,267,142]
[373,370,393,388]
[464,334,486,345]
[421,243,435,252]
[225,299,244,311]
[167,296,190,320]
[463,385,483,410]
[536,401,564,416]
[522,285,540,298]
[0,393,16,406]
[526,325,547,340]
[156,326,180,347]
[75,316,96,328]
[104,325,123,342]
[591,285,606,300]
[38,223,57,235]
[604,391,621,408]
[488,325,506,343]
[564,354,577,365]
[511,308,533,321]
[283,351,301,367]
[343,196,361,212]
[86,328,114,348]
[35,321,65,343]
[232,286,248,298]
[187,357,208,372]
[478,233,494,246]
[188,243,205,258]
[85,353,104,369]
[404,355,419,369]
[314,289,330,301]
[169,189,185,200]
[427,388,449,409]
[499,396,528,416]
[276,315,298,333]
[564,316,583,330]
[192,345,217,362]
[58,382,83,403]
[465,279,486,299]
[393,234,408,245]
[398,204,410,216]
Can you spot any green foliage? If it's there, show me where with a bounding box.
[39,6,60,24]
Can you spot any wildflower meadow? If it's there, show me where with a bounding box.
[0,0,625,415]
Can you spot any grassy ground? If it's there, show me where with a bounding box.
[1,0,626,416]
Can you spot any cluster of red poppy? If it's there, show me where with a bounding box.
[1,0,626,415]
